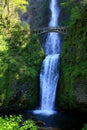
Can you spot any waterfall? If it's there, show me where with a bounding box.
[40,54,60,114]
[34,0,60,115]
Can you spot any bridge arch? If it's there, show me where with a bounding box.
[31,26,67,35]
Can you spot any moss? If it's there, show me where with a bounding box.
[57,4,87,112]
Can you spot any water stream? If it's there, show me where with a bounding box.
[34,0,60,115]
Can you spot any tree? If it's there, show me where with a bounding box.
[0,0,28,28]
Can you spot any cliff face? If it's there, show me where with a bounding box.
[57,2,87,112]
[21,0,50,28]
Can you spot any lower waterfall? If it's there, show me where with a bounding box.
[40,54,60,115]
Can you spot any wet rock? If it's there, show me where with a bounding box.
[38,127,62,130]
[36,120,46,126]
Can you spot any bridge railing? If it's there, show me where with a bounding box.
[31,26,68,34]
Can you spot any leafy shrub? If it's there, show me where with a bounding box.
[0,115,37,130]
[82,124,87,130]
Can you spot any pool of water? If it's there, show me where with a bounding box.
[22,110,87,130]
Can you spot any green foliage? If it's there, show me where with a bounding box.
[82,0,87,6]
[60,0,74,7]
[0,0,44,109]
[12,0,28,12]
[0,115,37,130]
[0,23,44,108]
[70,6,81,26]
[0,0,28,36]
[58,1,87,111]
[82,124,87,130]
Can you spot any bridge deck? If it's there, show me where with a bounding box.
[31,26,67,35]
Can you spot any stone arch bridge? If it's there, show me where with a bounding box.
[31,26,67,35]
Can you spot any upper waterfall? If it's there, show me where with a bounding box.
[49,0,60,27]
[45,0,60,55]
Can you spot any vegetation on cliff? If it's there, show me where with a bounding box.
[0,0,44,111]
[58,0,87,111]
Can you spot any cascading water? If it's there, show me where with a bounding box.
[34,0,60,115]
[40,54,59,114]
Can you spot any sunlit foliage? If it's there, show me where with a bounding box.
[0,115,37,130]
[0,0,44,109]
